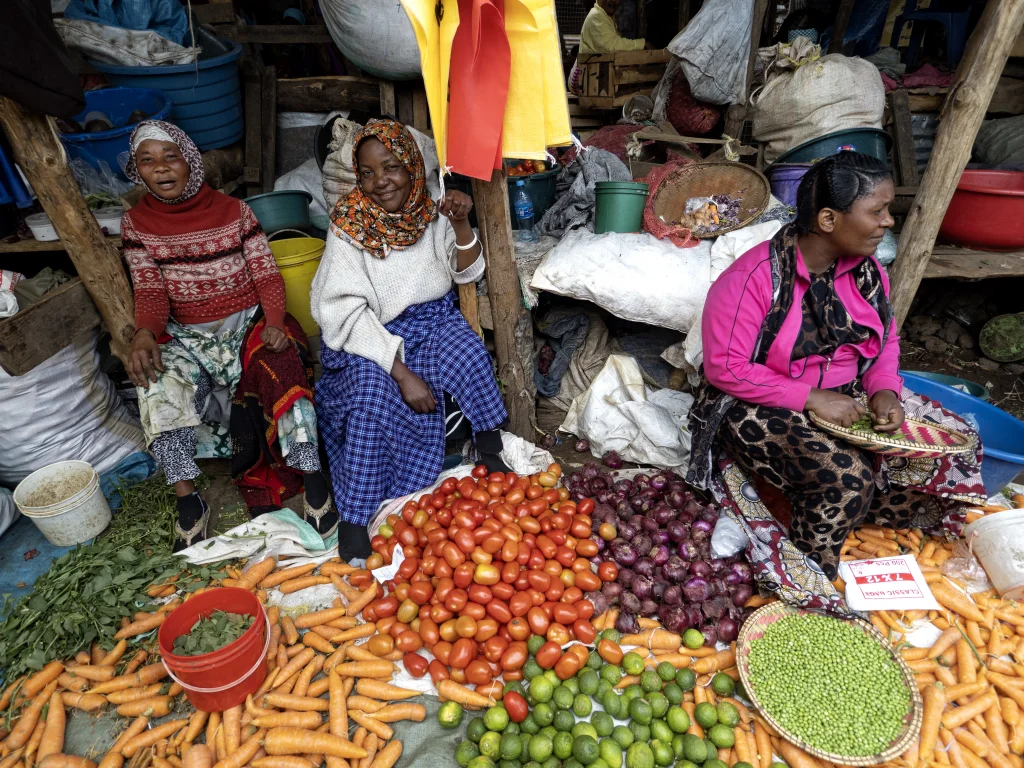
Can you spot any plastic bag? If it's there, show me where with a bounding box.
[711,514,749,559]
[560,354,694,471]
[63,0,190,45]
[941,539,991,593]
[70,158,134,208]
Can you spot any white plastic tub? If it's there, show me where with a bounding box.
[25,212,59,242]
[13,460,111,546]
[93,206,124,235]
[964,509,1024,600]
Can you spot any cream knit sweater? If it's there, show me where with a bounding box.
[310,216,484,372]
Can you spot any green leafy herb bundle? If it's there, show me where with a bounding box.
[172,611,254,656]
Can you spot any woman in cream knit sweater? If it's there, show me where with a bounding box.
[311,118,508,559]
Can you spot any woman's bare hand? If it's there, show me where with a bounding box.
[261,325,290,354]
[805,388,866,427]
[869,389,905,433]
[438,190,473,221]
[391,359,436,414]
[127,329,164,389]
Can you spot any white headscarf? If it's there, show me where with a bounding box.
[130,124,175,153]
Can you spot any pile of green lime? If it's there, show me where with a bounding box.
[446,627,790,768]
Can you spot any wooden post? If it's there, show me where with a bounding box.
[471,171,536,438]
[722,0,769,138]
[888,89,920,187]
[379,81,397,117]
[889,0,1024,325]
[830,0,856,54]
[261,65,277,193]
[459,284,481,337]
[0,97,134,364]
[677,0,691,31]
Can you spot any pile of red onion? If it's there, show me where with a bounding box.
[564,464,755,644]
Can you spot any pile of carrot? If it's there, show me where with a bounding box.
[1,482,1020,768]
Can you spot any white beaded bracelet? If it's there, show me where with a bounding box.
[454,233,479,251]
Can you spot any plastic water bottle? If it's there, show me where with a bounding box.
[512,180,538,242]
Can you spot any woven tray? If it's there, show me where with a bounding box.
[737,603,922,767]
[650,161,770,238]
[808,413,973,459]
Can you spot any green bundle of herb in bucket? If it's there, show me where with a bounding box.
[158,587,269,711]
[173,610,254,656]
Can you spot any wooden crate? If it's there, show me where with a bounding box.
[576,49,671,109]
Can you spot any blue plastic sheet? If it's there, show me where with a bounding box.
[64,0,191,46]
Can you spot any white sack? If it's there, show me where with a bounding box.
[661,220,783,386]
[54,18,199,66]
[752,42,885,163]
[0,330,145,486]
[319,0,421,80]
[530,229,714,334]
[666,0,753,105]
[0,489,18,540]
[275,158,329,221]
[561,355,694,471]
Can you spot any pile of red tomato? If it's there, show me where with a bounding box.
[362,463,619,695]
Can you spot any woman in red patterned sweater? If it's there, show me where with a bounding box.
[121,120,336,550]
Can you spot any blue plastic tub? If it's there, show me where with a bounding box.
[89,43,244,151]
[901,371,1024,495]
[61,88,172,180]
[0,136,33,209]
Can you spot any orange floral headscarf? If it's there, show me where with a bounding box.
[329,119,438,259]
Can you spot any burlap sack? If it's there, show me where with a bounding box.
[751,41,885,163]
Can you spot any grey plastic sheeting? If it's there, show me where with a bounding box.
[63,696,462,768]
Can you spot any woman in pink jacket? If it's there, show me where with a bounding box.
[688,153,985,609]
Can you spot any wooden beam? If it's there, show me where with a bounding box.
[889,0,1024,325]
[219,24,334,45]
[192,3,235,24]
[276,77,383,113]
[459,284,481,337]
[0,235,121,253]
[0,97,134,364]
[722,0,769,138]
[261,65,277,194]
[830,0,855,54]
[379,81,397,117]
[0,279,101,375]
[471,170,536,438]
[677,0,692,32]
[923,246,1024,279]
[888,89,920,186]
[243,60,262,193]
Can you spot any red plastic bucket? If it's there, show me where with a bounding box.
[157,588,269,712]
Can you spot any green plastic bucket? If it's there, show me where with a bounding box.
[244,190,313,235]
[775,128,892,164]
[594,181,649,234]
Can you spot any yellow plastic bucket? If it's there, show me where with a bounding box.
[269,235,325,337]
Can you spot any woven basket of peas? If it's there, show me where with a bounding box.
[737,603,922,766]
[807,411,973,460]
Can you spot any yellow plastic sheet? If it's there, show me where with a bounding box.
[400,0,571,168]
[400,0,460,169]
[503,0,571,159]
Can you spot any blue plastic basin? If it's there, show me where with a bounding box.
[902,371,1024,495]
[61,87,172,180]
[89,43,244,151]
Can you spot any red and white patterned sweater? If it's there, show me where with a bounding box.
[121,185,286,337]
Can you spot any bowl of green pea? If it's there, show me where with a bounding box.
[737,603,922,766]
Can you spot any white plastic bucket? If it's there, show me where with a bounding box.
[13,460,111,546]
[964,509,1024,600]
[25,213,59,242]
[93,207,123,236]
